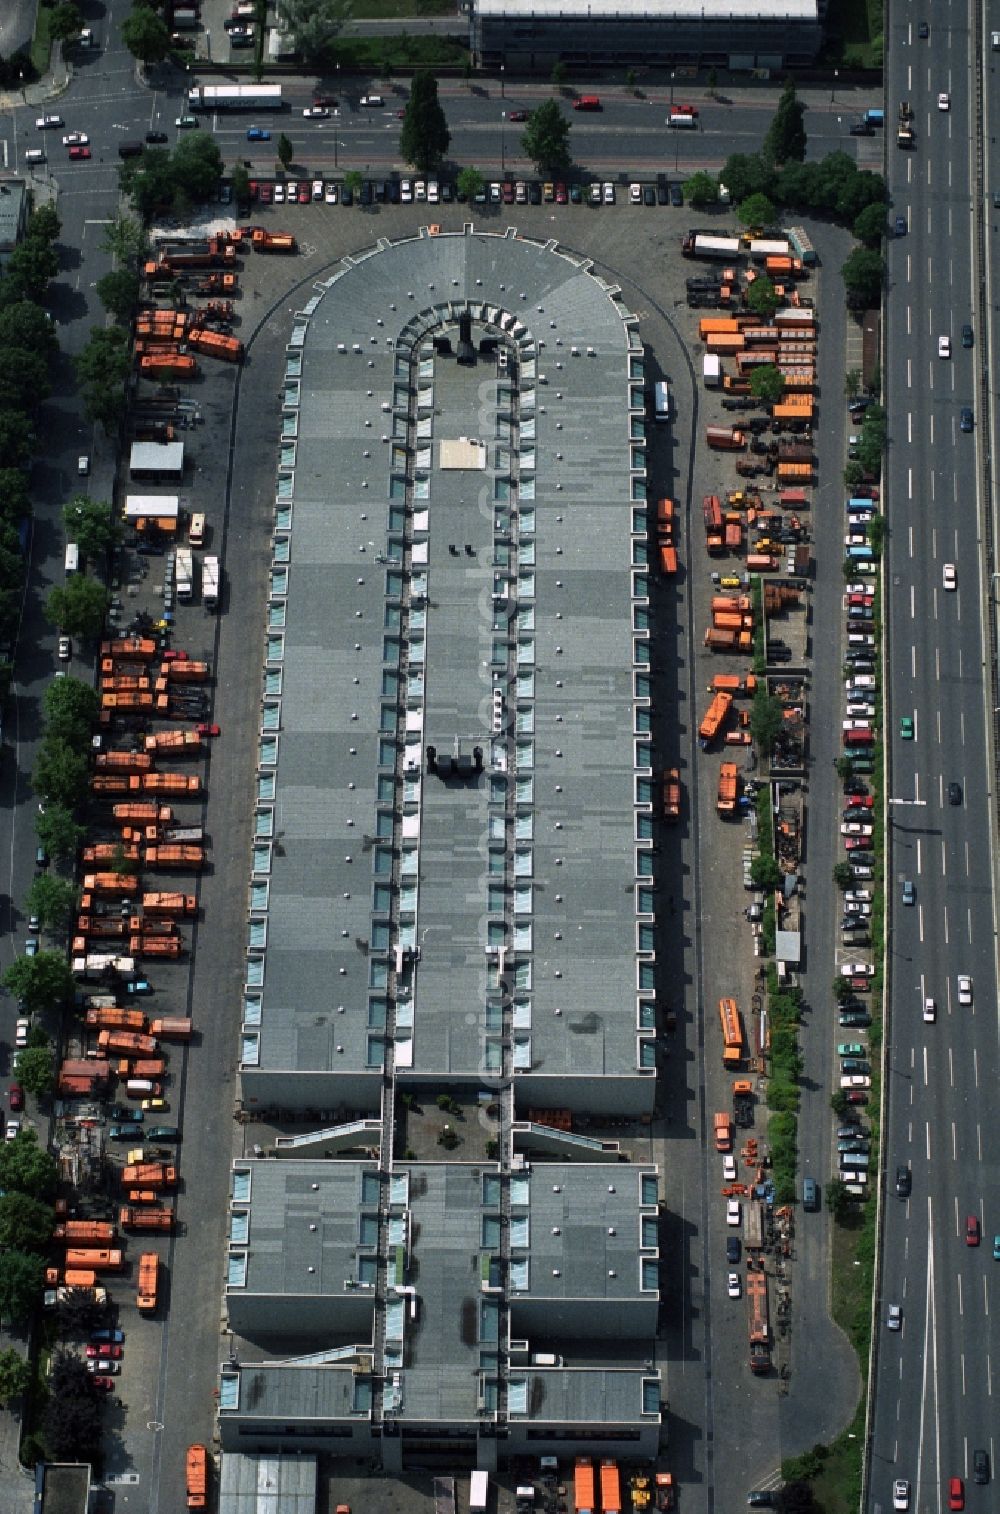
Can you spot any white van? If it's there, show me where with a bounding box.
[126,1079,158,1097]
[25,149,46,165]
[667,113,697,129]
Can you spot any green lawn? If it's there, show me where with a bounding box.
[332,0,456,18]
[823,0,884,67]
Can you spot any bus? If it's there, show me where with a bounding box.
[718,996,744,1067]
[654,380,671,422]
[64,542,79,575]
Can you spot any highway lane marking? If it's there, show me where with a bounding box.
[936,708,942,745]
[955,1196,960,1236]
[911,583,916,618]
[958,1274,964,1320]
[973,1054,979,1094]
[941,838,947,877]
[907,304,912,337]
[907,355,913,388]
[960,710,966,745]
[951,1120,957,1160]
[961,1353,966,1394]
[984,1275,989,1317]
[967,906,973,945]
[915,1198,940,1507]
[917,837,922,874]
[908,411,913,444]
[924,1047,930,1089]
[948,1049,955,1090]
[964,841,970,877]
[908,466,913,500]
[911,643,917,678]
[935,645,941,681]
[943,904,950,944]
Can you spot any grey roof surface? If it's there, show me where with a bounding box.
[251,228,644,1091]
[0,180,27,254]
[506,1367,656,1425]
[514,1164,658,1303]
[475,0,816,14]
[233,1158,379,1299]
[130,440,184,473]
[222,1361,361,1421]
[219,1452,318,1514]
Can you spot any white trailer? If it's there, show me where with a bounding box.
[202,554,220,611]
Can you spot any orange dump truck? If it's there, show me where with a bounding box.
[698,691,733,748]
[187,327,244,362]
[162,661,210,682]
[141,774,201,795]
[703,494,724,554]
[128,917,179,937]
[658,543,678,575]
[75,918,128,941]
[143,892,198,917]
[251,228,297,253]
[600,1462,622,1514]
[713,1112,733,1152]
[53,1219,117,1243]
[717,762,739,816]
[655,497,675,537]
[84,873,140,895]
[130,936,183,959]
[137,1251,159,1313]
[575,1459,596,1514]
[118,1058,167,1079]
[748,1267,771,1373]
[143,845,205,870]
[96,750,153,771]
[149,1017,193,1041]
[102,637,159,660]
[113,803,173,823]
[119,1205,175,1233]
[97,1029,159,1056]
[91,775,133,795]
[718,996,745,1067]
[662,768,681,822]
[144,730,202,755]
[187,1444,208,1509]
[123,1162,177,1190]
[82,844,140,865]
[65,1248,125,1273]
[140,354,198,380]
[86,1007,147,1031]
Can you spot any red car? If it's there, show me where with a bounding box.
[297,184,310,203]
[195,722,221,737]
[86,1343,123,1359]
[69,145,91,160]
[966,1215,980,1246]
[8,1085,23,1111]
[396,109,406,119]
[91,1376,115,1393]
[248,180,259,200]
[948,1478,964,1511]
[501,181,515,203]
[555,183,568,203]
[846,1090,869,1104]
[847,796,874,809]
[671,103,699,117]
[259,183,272,203]
[161,649,189,662]
[508,109,528,122]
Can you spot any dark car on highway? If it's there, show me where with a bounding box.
[895,1165,911,1197]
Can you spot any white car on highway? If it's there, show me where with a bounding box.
[923,997,936,1023]
[957,974,973,1006]
[887,1304,902,1331]
[937,92,950,111]
[938,335,951,358]
[943,562,957,590]
[893,1479,910,1510]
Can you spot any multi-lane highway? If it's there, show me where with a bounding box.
[873,9,999,1511]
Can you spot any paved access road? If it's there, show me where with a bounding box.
[872,11,1000,1513]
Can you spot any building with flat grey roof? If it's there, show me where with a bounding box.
[222,226,664,1472]
[469,0,823,72]
[0,178,29,264]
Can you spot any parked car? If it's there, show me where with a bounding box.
[109,1122,145,1140]
[90,1328,125,1345]
[146,1125,180,1142]
[15,1019,30,1047]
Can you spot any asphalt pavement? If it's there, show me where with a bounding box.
[869,8,1000,1513]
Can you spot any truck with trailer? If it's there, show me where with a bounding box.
[681,232,742,260]
[149,1017,193,1040]
[86,1007,147,1031]
[747,1266,771,1373]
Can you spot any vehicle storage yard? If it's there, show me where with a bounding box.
[3,190,871,1513]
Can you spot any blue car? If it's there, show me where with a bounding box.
[109,1122,144,1140]
[125,979,152,996]
[91,1328,125,1345]
[246,126,271,142]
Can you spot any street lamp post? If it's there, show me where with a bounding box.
[501,111,506,172]
[831,68,839,104]
[670,70,675,106]
[501,63,505,98]
[334,110,340,168]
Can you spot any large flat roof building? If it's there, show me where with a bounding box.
[223,226,664,1471]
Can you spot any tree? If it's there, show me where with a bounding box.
[28,203,61,245]
[27,874,79,933]
[400,73,451,174]
[44,675,100,737]
[231,162,251,208]
[748,361,785,403]
[33,735,92,809]
[45,577,110,642]
[96,268,141,323]
[750,687,784,756]
[720,152,774,204]
[745,278,781,322]
[737,191,775,229]
[832,862,852,889]
[4,952,75,1015]
[775,1481,818,1514]
[832,976,854,1003]
[343,168,363,197]
[0,1348,29,1407]
[521,99,571,173]
[121,6,171,64]
[844,368,862,400]
[0,1193,55,1254]
[0,1248,46,1323]
[0,468,31,523]
[750,853,781,890]
[282,0,341,65]
[0,239,59,304]
[0,1130,59,1201]
[63,497,122,560]
[277,133,294,171]
[100,213,148,268]
[457,166,484,201]
[0,348,51,412]
[824,1178,851,1222]
[0,300,58,357]
[0,411,36,471]
[75,326,130,434]
[843,460,865,490]
[12,1045,56,1099]
[53,1287,108,1335]
[830,1089,850,1117]
[764,79,807,166]
[683,171,716,206]
[36,803,86,861]
[49,3,83,41]
[853,202,886,248]
[45,1389,103,1465]
[842,246,884,308]
[551,61,568,88]
[172,134,224,203]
